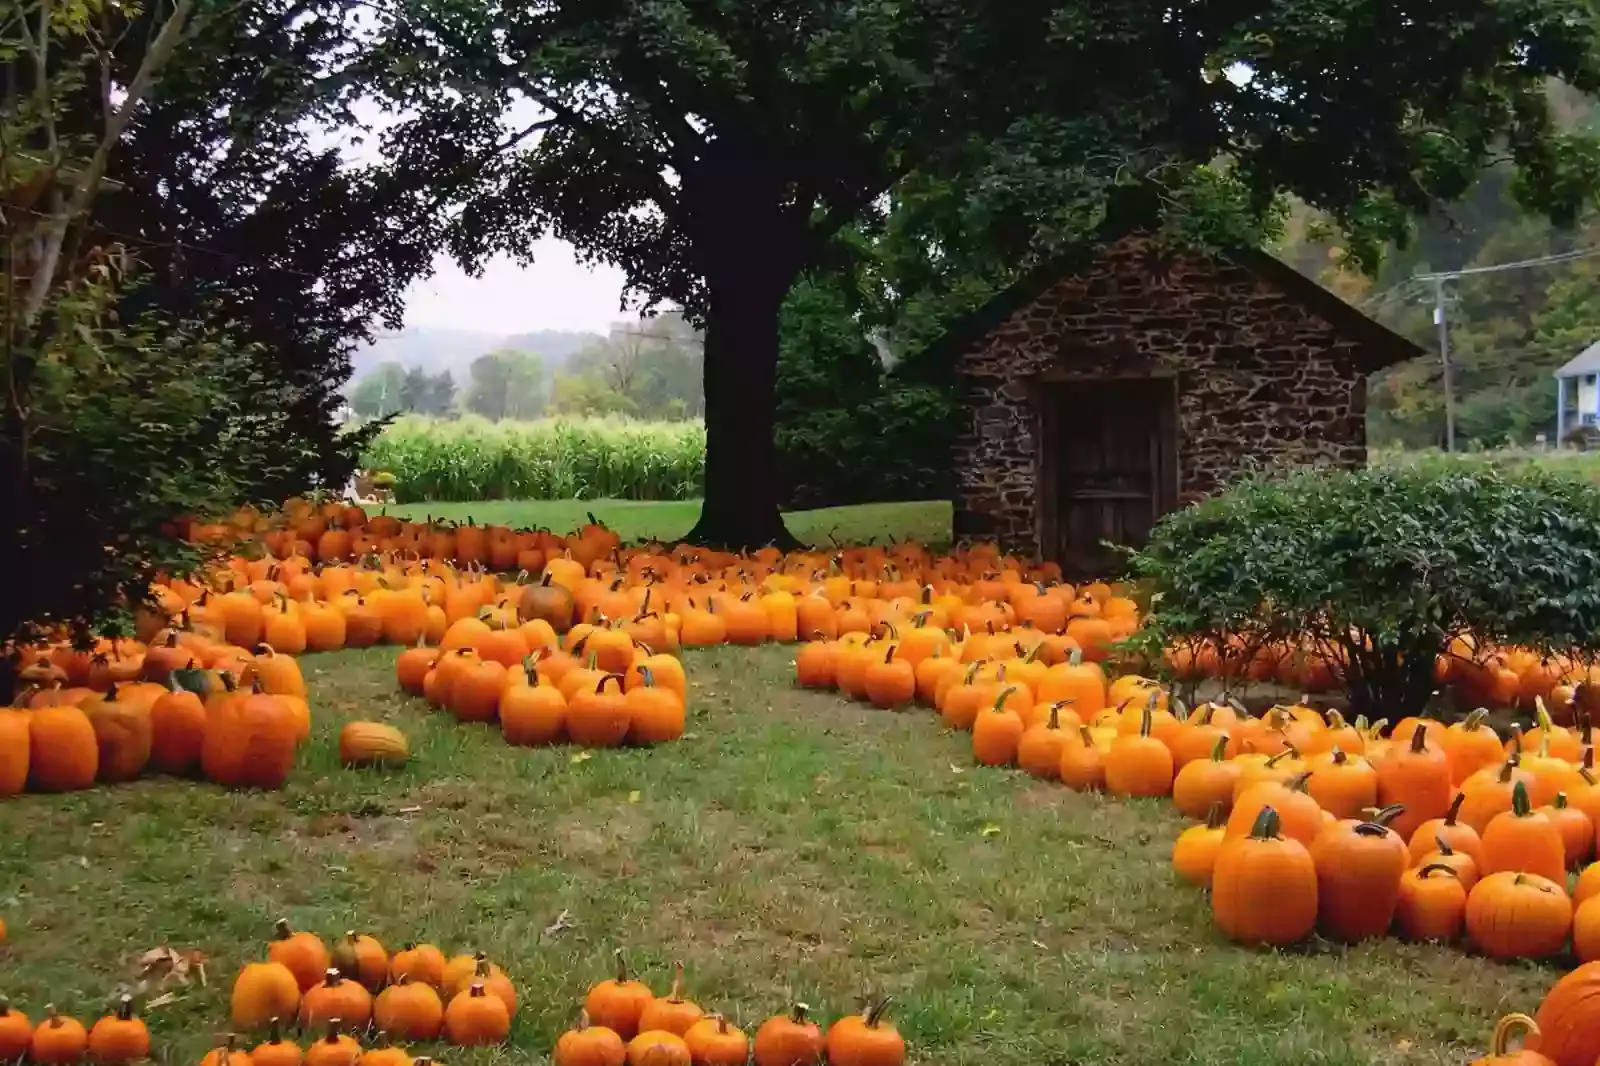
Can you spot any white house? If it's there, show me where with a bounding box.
[1555,341,1600,439]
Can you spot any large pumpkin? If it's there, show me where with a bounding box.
[338,722,409,768]
[83,686,153,783]
[0,709,29,796]
[28,703,99,791]
[520,573,576,634]
[1534,960,1600,1066]
[202,682,298,789]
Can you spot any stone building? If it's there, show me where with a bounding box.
[928,232,1424,574]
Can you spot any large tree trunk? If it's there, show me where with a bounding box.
[684,263,803,550]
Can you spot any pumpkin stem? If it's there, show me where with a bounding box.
[1555,792,1571,810]
[613,948,630,984]
[1248,806,1283,841]
[993,685,1021,714]
[883,644,897,665]
[1511,780,1533,818]
[1498,756,1519,782]
[1444,792,1465,826]
[1077,724,1094,746]
[667,960,686,1003]
[1206,734,1228,763]
[790,1003,810,1024]
[1329,747,1347,766]
[474,952,491,978]
[1490,1013,1542,1057]
[324,1020,342,1041]
[114,995,134,1022]
[1434,833,1454,856]
[1366,803,1405,827]
[266,1018,284,1044]
[1417,862,1459,880]
[1409,725,1429,753]
[864,997,892,1028]
[1203,800,1226,830]
[1286,770,1314,793]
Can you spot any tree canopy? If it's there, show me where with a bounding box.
[362,0,1600,546]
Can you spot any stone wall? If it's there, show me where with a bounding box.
[954,235,1374,556]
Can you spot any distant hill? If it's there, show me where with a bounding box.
[349,325,604,384]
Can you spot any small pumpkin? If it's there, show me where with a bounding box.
[1482,781,1567,883]
[825,998,904,1066]
[568,674,632,747]
[147,676,208,776]
[388,943,448,989]
[250,1019,303,1066]
[268,919,332,993]
[355,1034,410,1066]
[302,1022,360,1066]
[1406,791,1483,867]
[1376,723,1453,842]
[298,970,373,1032]
[87,995,150,1066]
[1171,801,1228,888]
[31,1006,90,1066]
[1395,863,1467,942]
[635,961,702,1037]
[751,1003,826,1066]
[443,984,510,1046]
[233,961,303,1031]
[373,975,444,1041]
[625,1030,691,1066]
[1102,694,1174,798]
[681,1014,748,1066]
[554,1012,627,1066]
[971,685,1026,767]
[337,722,409,769]
[500,671,567,746]
[199,1035,254,1066]
[584,950,654,1041]
[0,998,33,1062]
[331,931,389,992]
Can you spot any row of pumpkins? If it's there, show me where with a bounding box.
[1165,633,1598,720]
[3,647,313,795]
[556,954,902,1066]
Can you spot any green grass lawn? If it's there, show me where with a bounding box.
[0,646,1550,1066]
[386,499,953,550]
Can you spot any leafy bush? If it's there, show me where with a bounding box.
[362,415,706,502]
[1127,463,1600,720]
[3,258,312,653]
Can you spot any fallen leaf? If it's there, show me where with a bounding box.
[143,992,181,1011]
[627,790,641,804]
[542,910,575,938]
[948,764,965,775]
[569,751,593,764]
[396,806,422,815]
[1393,1040,1413,1053]
[980,824,1001,838]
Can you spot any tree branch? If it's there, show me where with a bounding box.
[23,0,198,325]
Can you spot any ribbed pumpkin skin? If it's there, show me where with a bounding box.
[338,722,409,767]
[1535,961,1600,1066]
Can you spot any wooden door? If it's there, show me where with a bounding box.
[1038,376,1178,577]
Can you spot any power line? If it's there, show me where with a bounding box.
[1415,244,1600,281]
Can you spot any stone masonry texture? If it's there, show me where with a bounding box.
[953,235,1374,557]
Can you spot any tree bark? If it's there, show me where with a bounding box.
[684,265,802,550]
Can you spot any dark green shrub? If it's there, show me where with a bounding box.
[1126,462,1600,720]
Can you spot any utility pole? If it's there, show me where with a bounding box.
[1431,276,1456,453]
[1412,244,1600,451]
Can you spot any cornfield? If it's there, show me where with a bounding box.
[363,415,706,503]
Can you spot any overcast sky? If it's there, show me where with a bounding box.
[404,245,631,335]
[324,96,631,336]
